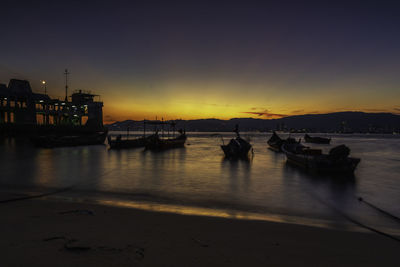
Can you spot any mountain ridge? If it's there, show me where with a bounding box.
[105,112,400,133]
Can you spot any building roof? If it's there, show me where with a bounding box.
[8,79,33,95]
[32,93,51,101]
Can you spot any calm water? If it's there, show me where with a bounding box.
[1,132,400,234]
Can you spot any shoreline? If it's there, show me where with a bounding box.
[1,196,399,266]
[2,186,400,237]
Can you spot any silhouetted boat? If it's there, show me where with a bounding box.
[221,125,252,158]
[267,131,300,152]
[304,134,331,144]
[31,130,108,148]
[145,131,186,150]
[108,121,149,149]
[108,135,148,149]
[282,143,360,174]
[144,120,187,150]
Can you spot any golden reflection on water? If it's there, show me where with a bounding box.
[95,198,364,233]
[3,134,400,237]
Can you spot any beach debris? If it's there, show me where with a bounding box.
[134,247,145,260]
[358,196,400,223]
[43,236,66,242]
[43,235,145,255]
[191,237,209,247]
[0,186,74,204]
[64,239,91,252]
[58,209,94,216]
[97,246,123,253]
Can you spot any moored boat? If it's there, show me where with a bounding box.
[304,134,331,144]
[145,131,186,150]
[282,143,360,174]
[267,131,300,152]
[108,121,149,149]
[221,125,252,158]
[144,120,187,150]
[108,135,147,149]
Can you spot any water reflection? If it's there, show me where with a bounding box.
[220,157,252,194]
[1,133,400,233]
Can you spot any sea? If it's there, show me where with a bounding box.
[1,132,399,235]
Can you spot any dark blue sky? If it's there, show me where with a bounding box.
[1,1,399,121]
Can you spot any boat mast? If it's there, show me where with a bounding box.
[64,69,70,102]
[162,117,164,138]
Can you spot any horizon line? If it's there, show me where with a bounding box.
[105,110,400,124]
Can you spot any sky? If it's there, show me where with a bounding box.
[1,0,400,123]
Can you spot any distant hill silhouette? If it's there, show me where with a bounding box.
[105,112,400,133]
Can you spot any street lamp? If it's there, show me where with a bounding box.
[42,80,47,95]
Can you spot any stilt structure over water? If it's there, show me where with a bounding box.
[0,78,104,136]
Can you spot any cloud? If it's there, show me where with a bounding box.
[241,109,287,118]
[363,108,389,112]
[104,115,119,123]
[250,107,265,110]
[290,109,304,114]
[393,107,400,115]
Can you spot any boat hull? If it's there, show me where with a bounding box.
[282,144,360,174]
[267,132,299,152]
[145,134,187,150]
[221,138,252,158]
[304,134,331,144]
[108,136,147,149]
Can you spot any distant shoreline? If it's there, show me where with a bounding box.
[105,112,400,134]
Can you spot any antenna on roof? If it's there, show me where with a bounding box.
[64,69,70,102]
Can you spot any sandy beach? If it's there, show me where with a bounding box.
[0,195,398,267]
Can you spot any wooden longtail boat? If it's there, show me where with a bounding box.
[221,125,252,158]
[267,131,300,152]
[108,121,149,149]
[304,134,331,144]
[144,120,187,150]
[282,143,360,174]
[145,132,186,150]
[108,135,148,149]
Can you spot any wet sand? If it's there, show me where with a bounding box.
[0,197,398,267]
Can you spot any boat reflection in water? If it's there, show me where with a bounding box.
[1,133,400,235]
